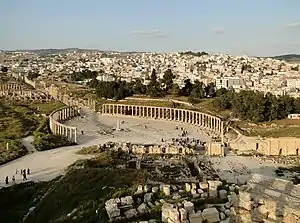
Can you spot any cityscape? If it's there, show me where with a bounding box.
[1,1,300,223]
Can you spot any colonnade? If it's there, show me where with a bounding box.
[0,83,22,91]
[49,106,78,143]
[101,104,224,136]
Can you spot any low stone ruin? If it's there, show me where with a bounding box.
[232,174,300,223]
[104,180,238,223]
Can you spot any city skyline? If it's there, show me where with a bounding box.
[1,0,300,56]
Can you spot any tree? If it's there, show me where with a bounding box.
[88,78,99,88]
[170,83,180,96]
[181,79,193,96]
[133,79,147,95]
[1,66,8,73]
[147,68,162,97]
[205,82,216,98]
[161,69,175,93]
[27,72,40,80]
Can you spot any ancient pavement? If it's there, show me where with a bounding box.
[0,112,210,187]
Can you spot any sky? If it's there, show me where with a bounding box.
[1,0,300,56]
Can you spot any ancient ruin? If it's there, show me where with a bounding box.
[49,106,79,143]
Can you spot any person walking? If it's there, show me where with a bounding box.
[23,171,27,181]
[20,169,23,176]
[15,168,18,175]
[12,175,15,184]
[5,176,9,185]
[27,168,30,175]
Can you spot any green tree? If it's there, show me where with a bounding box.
[147,69,162,97]
[205,82,216,98]
[181,79,193,96]
[161,69,175,92]
[133,79,147,95]
[170,83,181,96]
[87,78,99,88]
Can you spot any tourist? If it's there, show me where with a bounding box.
[27,168,30,175]
[23,171,27,181]
[81,130,84,135]
[5,176,9,184]
[12,175,15,184]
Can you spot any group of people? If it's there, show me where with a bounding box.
[4,168,31,185]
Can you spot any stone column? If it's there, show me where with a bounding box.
[74,128,77,143]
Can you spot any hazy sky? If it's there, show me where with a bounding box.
[1,0,300,56]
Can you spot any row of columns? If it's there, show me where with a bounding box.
[0,84,22,91]
[101,104,224,135]
[49,106,78,143]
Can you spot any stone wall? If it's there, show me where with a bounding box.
[230,135,300,156]
[233,174,300,222]
[131,144,194,155]
[48,84,96,111]
[207,142,224,156]
[0,83,52,102]
[24,76,36,88]
[49,106,79,143]
[100,104,224,139]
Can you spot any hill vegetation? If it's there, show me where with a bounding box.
[0,101,70,164]
[1,151,147,223]
[271,54,300,62]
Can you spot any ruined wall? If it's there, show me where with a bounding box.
[48,84,96,111]
[230,135,300,156]
[131,144,194,155]
[0,83,52,102]
[207,142,224,156]
[49,106,79,143]
[24,76,36,88]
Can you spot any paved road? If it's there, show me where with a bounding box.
[21,136,37,153]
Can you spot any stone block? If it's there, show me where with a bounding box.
[137,203,149,214]
[185,183,191,192]
[152,186,159,193]
[163,185,171,196]
[199,182,209,190]
[144,193,153,203]
[191,183,197,190]
[197,189,204,194]
[189,213,204,223]
[239,191,252,202]
[183,201,195,215]
[191,189,197,195]
[179,208,187,221]
[202,207,220,223]
[219,190,227,199]
[124,208,138,218]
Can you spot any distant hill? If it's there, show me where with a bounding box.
[271,54,300,61]
[2,48,105,55]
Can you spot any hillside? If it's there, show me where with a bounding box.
[271,54,300,61]
[1,151,147,223]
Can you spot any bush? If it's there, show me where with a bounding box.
[33,118,76,151]
[0,139,28,165]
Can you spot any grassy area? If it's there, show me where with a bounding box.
[23,168,147,223]
[1,149,148,223]
[237,119,300,138]
[0,180,57,223]
[0,100,66,164]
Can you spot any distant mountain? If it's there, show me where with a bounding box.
[271,54,300,61]
[2,48,105,55]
